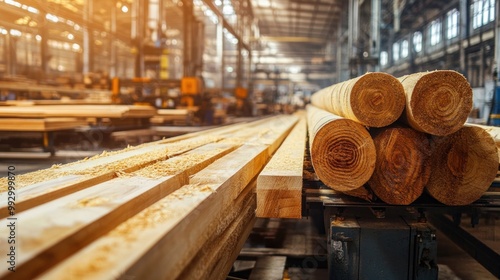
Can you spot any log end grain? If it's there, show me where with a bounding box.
[403,70,473,136]
[426,126,498,205]
[351,72,406,127]
[310,118,376,192]
[368,127,431,205]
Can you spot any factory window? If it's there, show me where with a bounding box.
[392,42,400,61]
[446,9,459,39]
[413,31,422,53]
[472,0,495,29]
[401,40,409,58]
[380,51,388,66]
[429,19,442,46]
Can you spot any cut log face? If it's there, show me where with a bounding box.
[467,123,500,164]
[307,105,376,191]
[311,72,405,127]
[399,70,473,136]
[368,127,431,205]
[426,126,498,205]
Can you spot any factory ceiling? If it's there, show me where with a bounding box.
[249,0,343,81]
[1,0,344,85]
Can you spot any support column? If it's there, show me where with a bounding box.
[132,0,145,77]
[183,0,194,77]
[39,13,50,79]
[216,16,224,89]
[370,0,380,72]
[83,0,94,74]
[348,0,359,77]
[494,0,500,80]
[4,33,12,76]
[459,0,468,74]
[110,2,117,77]
[236,41,242,88]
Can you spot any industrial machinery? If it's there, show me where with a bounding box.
[180,76,203,107]
[329,214,438,280]
[304,178,500,280]
[112,77,181,106]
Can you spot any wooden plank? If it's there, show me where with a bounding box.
[0,118,87,131]
[0,118,270,217]
[156,108,190,115]
[426,126,498,205]
[38,144,268,280]
[177,182,256,280]
[207,206,256,280]
[1,100,112,106]
[0,143,237,279]
[39,115,298,280]
[0,81,111,96]
[0,126,240,217]
[310,72,405,127]
[398,70,472,136]
[0,105,155,118]
[307,104,376,192]
[257,117,307,218]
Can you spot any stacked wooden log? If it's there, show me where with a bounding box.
[0,115,298,279]
[306,70,498,206]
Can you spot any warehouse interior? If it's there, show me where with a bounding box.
[0,0,499,279]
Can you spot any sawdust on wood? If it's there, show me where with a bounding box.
[133,148,226,178]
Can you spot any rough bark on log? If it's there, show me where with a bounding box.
[310,72,405,127]
[307,105,376,192]
[426,125,498,205]
[368,127,431,205]
[398,70,472,136]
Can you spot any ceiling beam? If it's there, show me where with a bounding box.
[258,36,325,43]
[255,6,341,14]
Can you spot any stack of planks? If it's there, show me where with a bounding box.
[303,70,498,207]
[0,104,156,132]
[256,71,499,220]
[150,108,194,126]
[0,115,299,279]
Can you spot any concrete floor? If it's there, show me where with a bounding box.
[437,215,499,280]
[240,216,499,280]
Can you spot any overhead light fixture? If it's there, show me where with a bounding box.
[5,0,21,8]
[72,43,80,51]
[121,5,128,13]
[288,66,301,74]
[258,0,271,7]
[9,29,21,37]
[67,33,74,40]
[45,13,59,23]
[214,0,222,6]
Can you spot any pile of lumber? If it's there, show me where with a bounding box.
[306,70,498,206]
[150,108,194,125]
[0,104,156,119]
[256,70,498,219]
[0,115,299,279]
[0,104,156,132]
